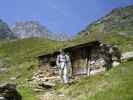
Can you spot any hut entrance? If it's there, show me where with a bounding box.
[65,41,101,76]
[71,47,91,75]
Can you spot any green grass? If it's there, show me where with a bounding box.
[56,61,133,100]
[0,60,39,99]
[0,33,132,66]
[18,86,38,100]
[0,38,67,100]
[74,33,133,52]
[0,60,38,82]
[0,38,66,65]
[0,34,132,100]
[0,60,39,100]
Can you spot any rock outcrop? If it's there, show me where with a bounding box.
[79,5,133,37]
[11,21,51,39]
[0,83,22,100]
[0,19,16,40]
[11,21,71,41]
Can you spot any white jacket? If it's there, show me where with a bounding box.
[56,54,71,68]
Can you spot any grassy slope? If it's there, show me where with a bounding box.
[0,33,132,66]
[0,34,132,100]
[57,61,133,100]
[0,61,39,100]
[0,38,65,100]
[0,38,65,65]
[18,86,38,100]
[76,5,133,52]
[81,5,133,37]
[74,32,133,52]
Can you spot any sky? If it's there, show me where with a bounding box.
[0,0,133,36]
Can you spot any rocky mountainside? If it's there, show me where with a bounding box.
[0,19,16,40]
[11,21,51,39]
[50,32,72,41]
[79,5,133,37]
[11,21,71,41]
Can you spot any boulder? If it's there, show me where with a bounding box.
[113,61,120,67]
[121,51,133,61]
[0,83,22,100]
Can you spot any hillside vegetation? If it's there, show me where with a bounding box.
[0,32,132,67]
[79,5,133,37]
[75,33,133,52]
[55,61,133,100]
[0,33,132,100]
[0,38,65,65]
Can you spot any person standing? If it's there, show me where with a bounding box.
[56,50,71,84]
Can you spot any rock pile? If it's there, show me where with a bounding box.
[32,64,60,91]
[0,83,22,100]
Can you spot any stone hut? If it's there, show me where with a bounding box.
[37,41,121,77]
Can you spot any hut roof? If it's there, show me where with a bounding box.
[37,40,101,58]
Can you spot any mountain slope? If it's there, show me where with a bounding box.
[0,38,66,65]
[79,5,133,37]
[0,19,16,39]
[12,21,51,39]
[11,21,71,41]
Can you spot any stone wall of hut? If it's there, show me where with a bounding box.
[37,42,121,77]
